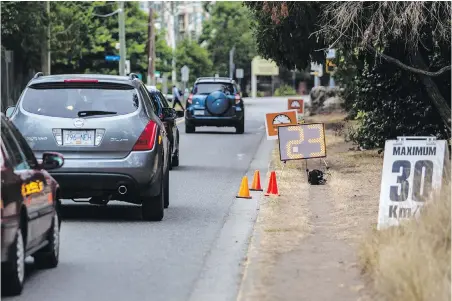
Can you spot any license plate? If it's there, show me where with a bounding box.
[63,130,95,146]
[194,110,205,116]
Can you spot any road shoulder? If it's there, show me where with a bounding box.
[187,130,275,301]
[237,113,378,301]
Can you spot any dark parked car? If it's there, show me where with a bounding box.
[185,77,245,134]
[5,72,172,219]
[146,85,182,169]
[1,113,64,296]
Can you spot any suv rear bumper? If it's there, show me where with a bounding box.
[48,150,162,200]
[185,107,244,127]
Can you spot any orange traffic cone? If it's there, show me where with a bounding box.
[236,176,252,199]
[265,171,280,196]
[250,170,263,191]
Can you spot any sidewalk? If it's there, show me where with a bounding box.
[237,113,380,301]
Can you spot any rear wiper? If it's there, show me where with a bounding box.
[77,110,117,117]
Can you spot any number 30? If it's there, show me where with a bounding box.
[390,160,433,203]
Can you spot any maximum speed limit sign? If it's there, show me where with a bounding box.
[377,137,449,230]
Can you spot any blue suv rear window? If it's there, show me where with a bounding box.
[21,83,140,118]
[193,83,235,95]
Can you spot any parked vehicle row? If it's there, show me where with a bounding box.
[1,72,183,295]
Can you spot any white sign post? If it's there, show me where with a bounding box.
[181,65,189,101]
[236,69,244,79]
[310,62,323,87]
[181,65,189,83]
[125,60,131,75]
[377,137,448,230]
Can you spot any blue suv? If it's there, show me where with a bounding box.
[185,77,245,134]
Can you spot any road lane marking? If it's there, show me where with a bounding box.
[176,118,185,124]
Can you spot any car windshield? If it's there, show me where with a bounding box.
[193,83,235,95]
[21,85,139,118]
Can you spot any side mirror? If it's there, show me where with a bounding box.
[162,107,176,121]
[5,106,15,118]
[175,110,184,118]
[41,152,64,170]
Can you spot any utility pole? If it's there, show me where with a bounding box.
[229,46,235,79]
[41,1,51,75]
[171,2,177,85]
[147,2,156,85]
[118,1,126,76]
[47,1,51,74]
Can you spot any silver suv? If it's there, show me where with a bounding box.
[5,73,171,221]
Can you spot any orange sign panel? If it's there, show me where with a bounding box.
[264,110,298,140]
[287,98,304,115]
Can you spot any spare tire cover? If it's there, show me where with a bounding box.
[205,91,230,115]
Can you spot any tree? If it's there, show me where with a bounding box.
[1,1,47,71]
[320,2,451,131]
[175,38,213,86]
[245,2,327,70]
[245,1,451,145]
[154,29,173,77]
[200,2,257,90]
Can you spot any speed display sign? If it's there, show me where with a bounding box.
[377,137,448,230]
[277,123,326,161]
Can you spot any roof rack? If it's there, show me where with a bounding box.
[195,77,232,82]
[129,73,139,80]
[33,72,44,79]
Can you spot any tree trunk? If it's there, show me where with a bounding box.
[410,50,451,134]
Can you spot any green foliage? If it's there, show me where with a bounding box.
[1,1,48,70]
[175,38,213,86]
[346,51,450,149]
[274,84,296,96]
[245,1,451,148]
[200,2,256,83]
[245,2,326,70]
[155,29,173,77]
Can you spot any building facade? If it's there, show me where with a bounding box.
[139,1,209,47]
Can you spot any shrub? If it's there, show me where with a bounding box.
[274,84,297,96]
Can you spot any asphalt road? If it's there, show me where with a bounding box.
[4,97,293,301]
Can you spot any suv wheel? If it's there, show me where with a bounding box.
[185,123,195,133]
[34,212,60,269]
[142,167,165,221]
[2,226,26,296]
[235,119,245,134]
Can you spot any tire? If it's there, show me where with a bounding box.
[172,152,179,167]
[2,226,26,296]
[185,123,195,134]
[164,162,170,209]
[142,167,165,221]
[34,213,60,269]
[169,148,173,171]
[235,119,245,134]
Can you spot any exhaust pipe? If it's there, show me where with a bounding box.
[118,185,127,195]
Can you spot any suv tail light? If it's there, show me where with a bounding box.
[132,120,158,151]
[187,93,193,104]
[235,94,241,104]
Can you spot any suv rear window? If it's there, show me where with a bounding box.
[193,82,235,95]
[21,83,139,118]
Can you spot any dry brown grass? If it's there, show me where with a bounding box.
[358,186,451,301]
[259,146,312,254]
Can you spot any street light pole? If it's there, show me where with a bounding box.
[229,46,235,79]
[118,1,126,76]
[147,1,155,85]
[171,2,177,84]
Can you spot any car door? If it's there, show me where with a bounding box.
[158,91,178,154]
[1,119,51,248]
[7,121,54,237]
